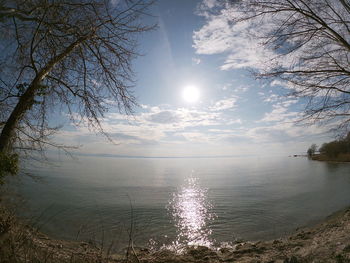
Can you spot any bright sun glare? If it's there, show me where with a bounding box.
[182,85,200,103]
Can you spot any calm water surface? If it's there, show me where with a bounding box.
[9,156,350,250]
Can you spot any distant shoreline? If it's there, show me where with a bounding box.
[311,153,350,163]
[73,152,257,159]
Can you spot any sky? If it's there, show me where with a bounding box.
[55,0,333,158]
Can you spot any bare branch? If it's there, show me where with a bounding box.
[224,0,350,134]
[0,0,155,155]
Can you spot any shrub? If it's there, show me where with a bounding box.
[0,153,19,184]
[318,133,350,158]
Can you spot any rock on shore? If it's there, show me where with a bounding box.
[1,206,350,262]
[115,208,350,263]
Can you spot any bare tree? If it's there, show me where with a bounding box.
[215,0,350,135]
[0,0,155,155]
[307,143,317,157]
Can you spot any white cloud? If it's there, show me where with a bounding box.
[192,57,201,65]
[222,85,229,91]
[233,85,249,93]
[193,14,235,55]
[147,110,180,124]
[247,121,329,144]
[270,80,285,87]
[209,97,238,111]
[260,106,296,123]
[176,132,211,143]
[202,0,218,9]
[259,100,299,123]
[193,5,276,70]
[263,94,279,103]
[65,100,244,148]
[57,98,323,157]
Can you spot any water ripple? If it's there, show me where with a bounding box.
[167,173,216,249]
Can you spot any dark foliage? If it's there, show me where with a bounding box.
[319,133,350,158]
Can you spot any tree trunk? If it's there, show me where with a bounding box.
[0,36,88,153]
[0,83,38,153]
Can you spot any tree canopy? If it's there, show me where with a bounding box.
[0,0,154,155]
[307,144,317,157]
[319,132,350,158]
[224,0,350,134]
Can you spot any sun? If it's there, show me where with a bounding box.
[182,85,200,103]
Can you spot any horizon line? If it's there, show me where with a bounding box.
[73,152,258,159]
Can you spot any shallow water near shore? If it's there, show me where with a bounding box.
[9,155,350,251]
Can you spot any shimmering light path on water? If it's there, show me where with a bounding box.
[168,173,215,249]
[9,156,350,251]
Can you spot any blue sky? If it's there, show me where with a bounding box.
[56,0,333,157]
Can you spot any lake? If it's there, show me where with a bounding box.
[8,155,350,251]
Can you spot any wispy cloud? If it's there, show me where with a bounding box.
[233,85,249,93]
[209,97,238,111]
[193,1,282,71]
[192,57,201,65]
[260,103,298,123]
[193,4,276,70]
[62,98,244,148]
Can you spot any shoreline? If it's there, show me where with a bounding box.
[311,154,350,163]
[1,204,350,262]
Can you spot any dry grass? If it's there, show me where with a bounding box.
[0,205,142,263]
[1,201,350,263]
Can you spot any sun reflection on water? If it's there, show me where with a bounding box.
[167,173,216,249]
